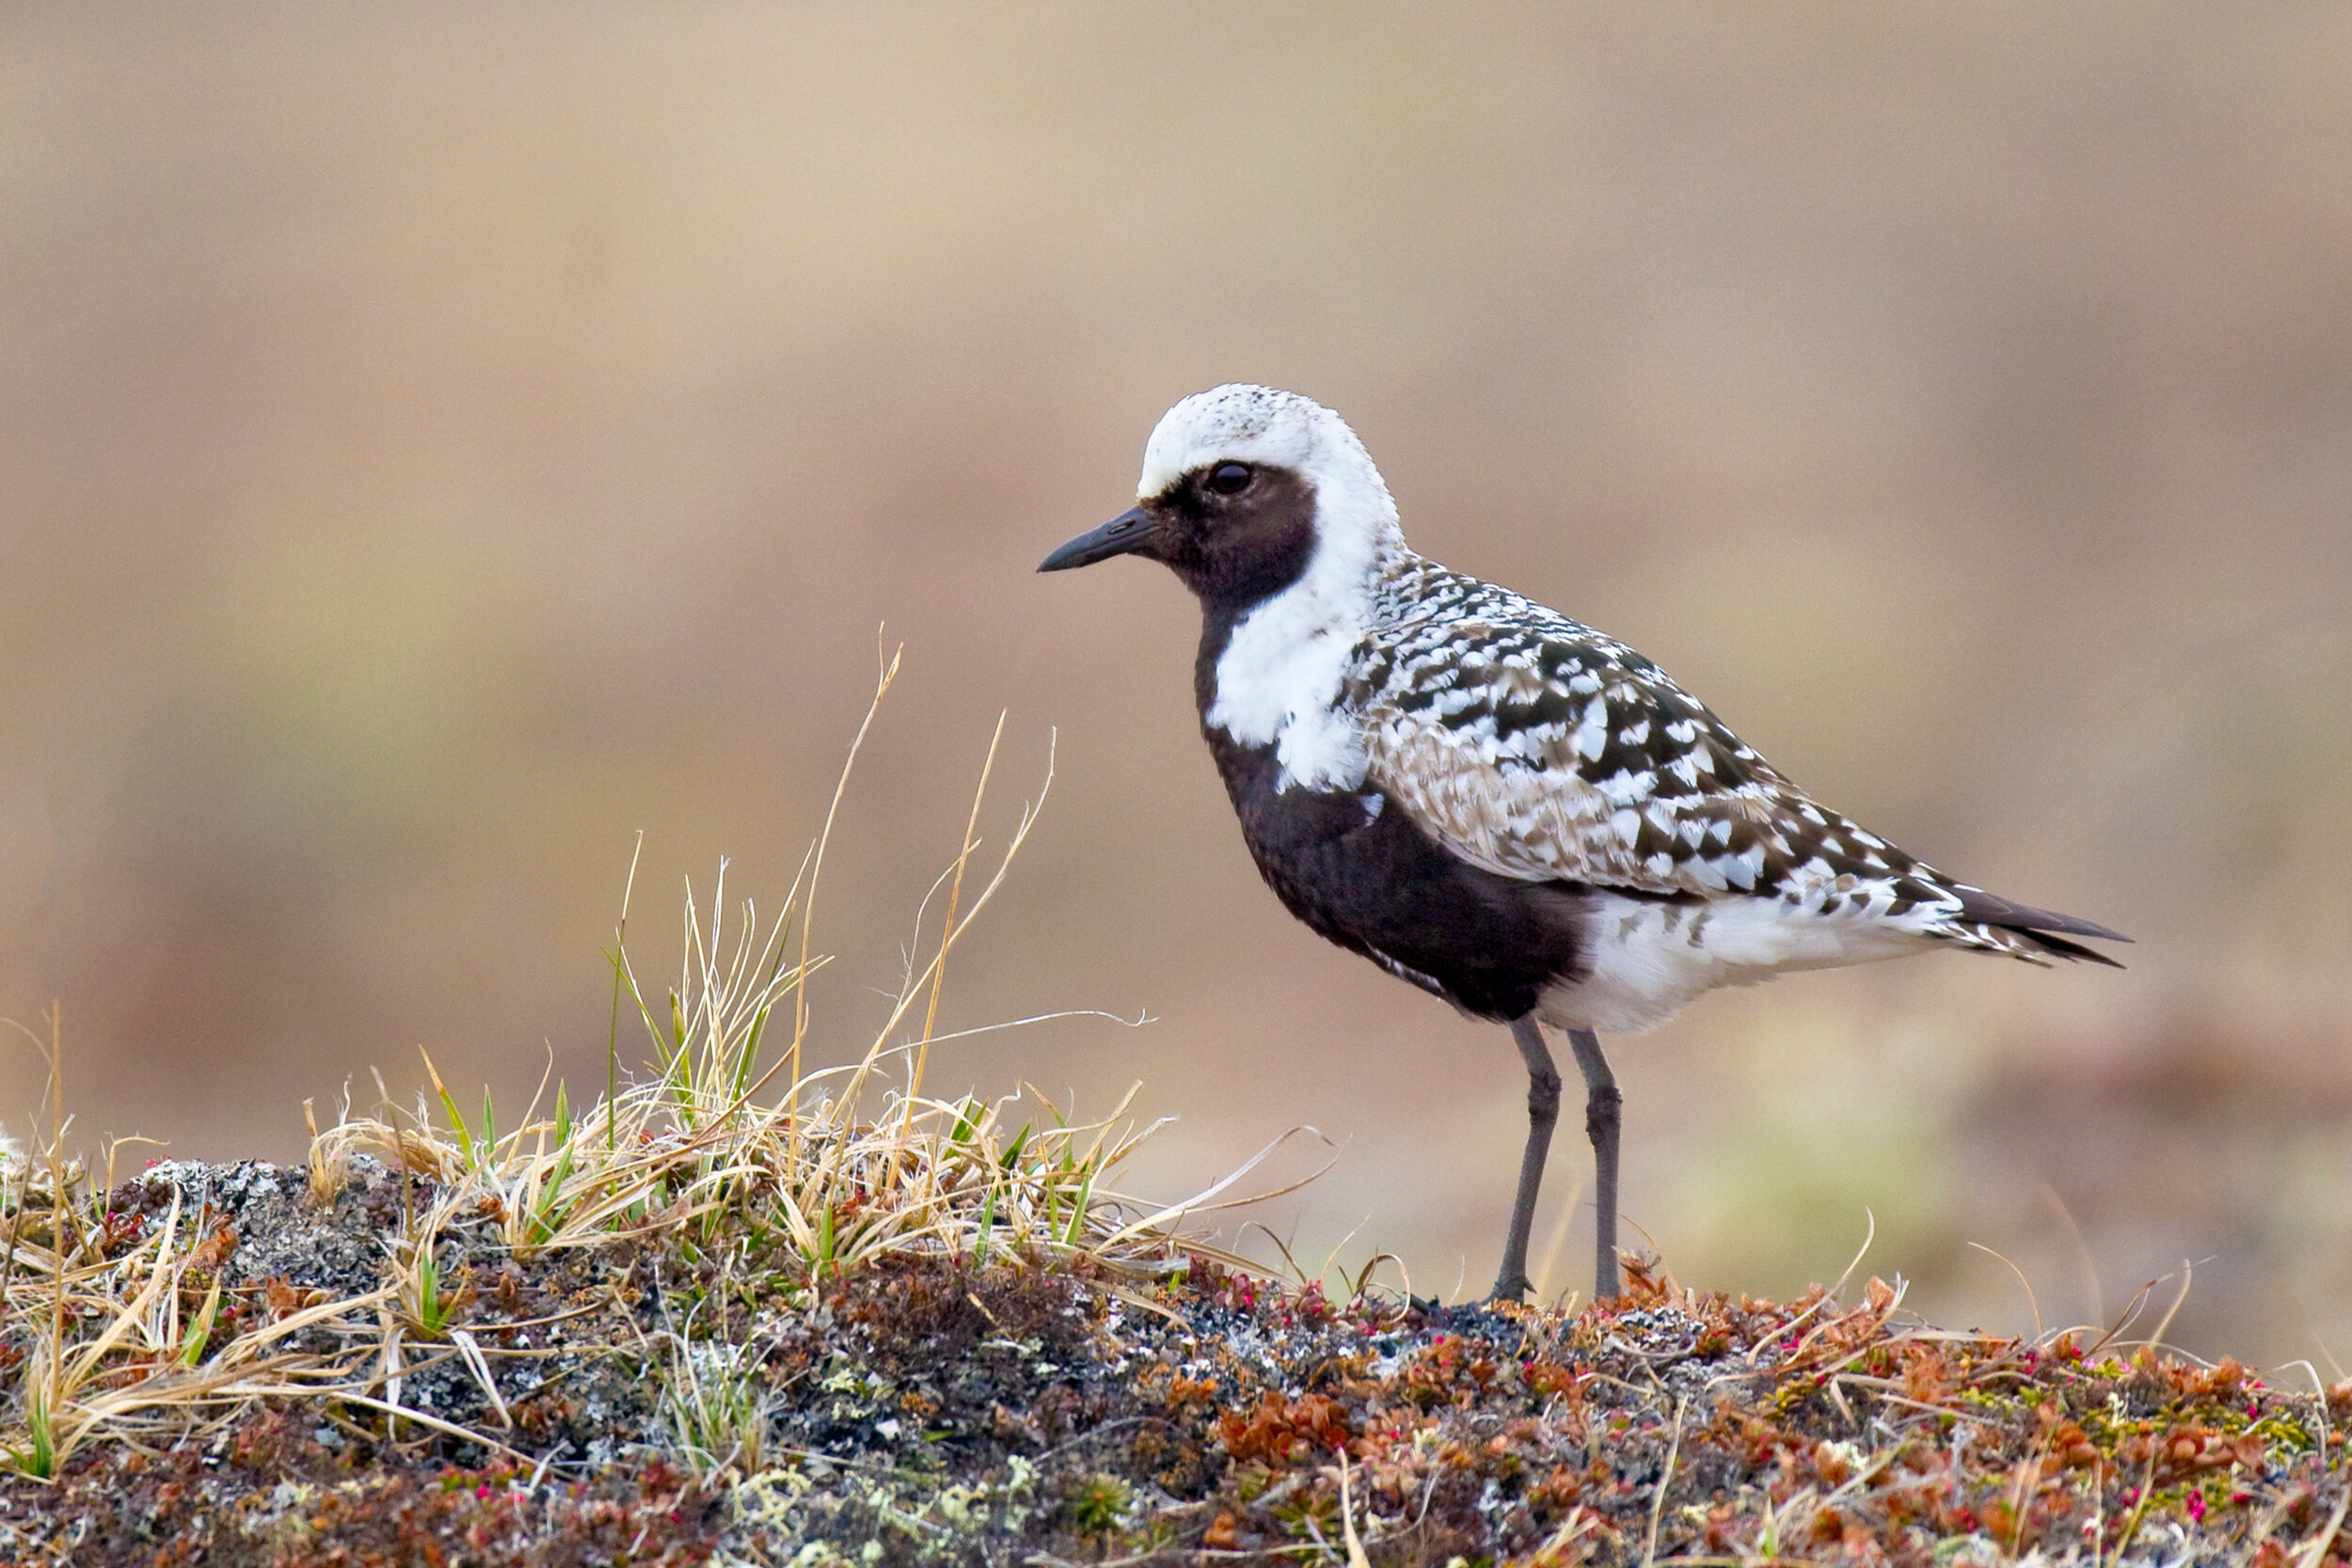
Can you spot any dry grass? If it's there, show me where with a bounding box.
[0,1104,389,1480]
[0,656,1238,1484]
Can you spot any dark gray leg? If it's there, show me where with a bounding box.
[1566,1027,1621,1301]
[1488,1015,1560,1302]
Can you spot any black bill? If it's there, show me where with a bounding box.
[1038,506,1155,572]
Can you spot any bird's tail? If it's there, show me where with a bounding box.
[1942,884,2130,968]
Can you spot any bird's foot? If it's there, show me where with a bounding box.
[1486,1272,1532,1307]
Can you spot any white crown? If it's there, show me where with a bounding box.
[1137,385,1402,545]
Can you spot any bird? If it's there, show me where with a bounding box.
[1038,384,2126,1306]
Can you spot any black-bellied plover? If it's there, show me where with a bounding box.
[1039,384,2125,1304]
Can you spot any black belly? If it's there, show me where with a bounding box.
[1200,728,1589,1022]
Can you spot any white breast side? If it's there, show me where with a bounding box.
[1206,531,1379,792]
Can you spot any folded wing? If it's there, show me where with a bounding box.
[1353,568,2125,966]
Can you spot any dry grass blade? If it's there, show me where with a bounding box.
[787,637,904,1153]
[904,709,1008,1137]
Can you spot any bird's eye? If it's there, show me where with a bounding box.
[1207,462,1253,496]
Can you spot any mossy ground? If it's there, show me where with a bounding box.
[2,1156,2346,1565]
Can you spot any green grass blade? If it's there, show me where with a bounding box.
[180,1275,223,1367]
[416,1250,443,1336]
[428,1074,474,1171]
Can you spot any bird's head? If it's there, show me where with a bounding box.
[1040,385,1403,609]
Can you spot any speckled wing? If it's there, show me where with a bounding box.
[1351,565,2118,962]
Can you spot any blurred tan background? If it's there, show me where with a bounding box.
[4,4,2350,1364]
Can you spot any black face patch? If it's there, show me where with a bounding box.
[1150,464,1320,615]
